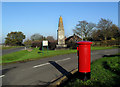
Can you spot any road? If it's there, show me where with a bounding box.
[1,48,119,86]
[1,47,25,56]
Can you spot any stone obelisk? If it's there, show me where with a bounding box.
[56,16,67,48]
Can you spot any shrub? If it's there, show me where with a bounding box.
[31,40,57,50]
[48,41,57,50]
[92,40,120,46]
[31,41,42,49]
[66,41,77,49]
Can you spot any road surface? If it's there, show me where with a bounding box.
[1,47,24,56]
[1,48,119,86]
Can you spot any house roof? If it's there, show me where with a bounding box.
[65,34,82,41]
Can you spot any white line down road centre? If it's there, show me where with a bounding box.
[33,58,71,68]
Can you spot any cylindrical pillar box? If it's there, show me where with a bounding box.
[77,41,92,80]
[77,46,79,56]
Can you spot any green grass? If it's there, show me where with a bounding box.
[64,53,120,87]
[2,48,76,64]
[91,46,118,50]
[1,46,23,50]
[1,46,119,64]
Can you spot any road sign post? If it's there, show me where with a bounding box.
[77,41,92,81]
[42,40,48,55]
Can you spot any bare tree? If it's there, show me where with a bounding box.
[31,33,43,41]
[47,36,55,42]
[97,18,113,41]
[73,20,95,41]
[91,30,104,41]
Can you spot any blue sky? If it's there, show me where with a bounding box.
[2,2,118,42]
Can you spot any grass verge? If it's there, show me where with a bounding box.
[64,53,120,87]
[1,46,119,64]
[2,48,76,64]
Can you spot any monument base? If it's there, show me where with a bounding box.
[55,44,68,50]
[56,44,67,48]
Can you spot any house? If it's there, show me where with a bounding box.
[65,34,82,43]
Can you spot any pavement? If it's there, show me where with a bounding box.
[1,48,119,86]
[1,47,25,56]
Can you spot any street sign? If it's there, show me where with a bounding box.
[43,40,48,46]
[42,40,49,55]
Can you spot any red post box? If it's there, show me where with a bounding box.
[77,41,92,80]
[77,46,79,56]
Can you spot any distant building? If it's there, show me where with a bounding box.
[65,34,82,43]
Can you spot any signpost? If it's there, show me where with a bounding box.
[43,40,48,46]
[42,40,48,54]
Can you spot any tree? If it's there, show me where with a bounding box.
[31,33,43,41]
[47,36,55,42]
[91,30,104,41]
[97,18,113,41]
[24,39,32,47]
[43,36,47,40]
[110,24,120,39]
[5,31,25,46]
[73,20,95,41]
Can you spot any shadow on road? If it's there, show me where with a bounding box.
[49,61,72,79]
[2,67,16,75]
[103,54,120,57]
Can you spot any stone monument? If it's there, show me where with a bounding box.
[56,16,67,48]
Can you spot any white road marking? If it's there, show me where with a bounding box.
[106,54,110,55]
[33,58,71,68]
[33,63,50,68]
[56,58,71,62]
[0,75,5,78]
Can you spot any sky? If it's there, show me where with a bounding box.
[2,2,118,43]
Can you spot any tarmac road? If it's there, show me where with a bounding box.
[1,48,120,86]
[1,47,25,56]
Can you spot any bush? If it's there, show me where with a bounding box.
[31,40,57,50]
[66,41,77,49]
[24,39,32,47]
[31,41,42,49]
[48,41,57,50]
[92,40,120,46]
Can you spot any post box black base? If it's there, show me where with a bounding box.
[78,72,91,81]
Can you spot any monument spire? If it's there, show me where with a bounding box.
[58,16,63,27]
[56,16,67,48]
